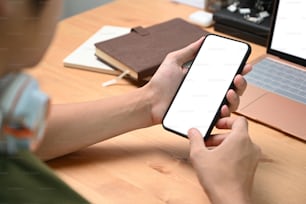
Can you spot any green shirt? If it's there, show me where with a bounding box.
[0,150,89,203]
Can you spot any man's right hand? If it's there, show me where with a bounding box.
[188,117,261,204]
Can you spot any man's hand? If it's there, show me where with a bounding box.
[188,117,261,204]
[145,37,252,125]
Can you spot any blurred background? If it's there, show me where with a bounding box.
[61,0,113,19]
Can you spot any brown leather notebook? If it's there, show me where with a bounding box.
[95,18,209,83]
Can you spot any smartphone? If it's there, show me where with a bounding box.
[162,34,251,139]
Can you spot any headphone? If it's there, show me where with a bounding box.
[0,73,50,155]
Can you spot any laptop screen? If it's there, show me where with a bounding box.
[268,0,306,65]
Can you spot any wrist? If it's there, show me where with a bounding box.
[137,85,156,126]
[205,185,252,204]
[141,82,164,125]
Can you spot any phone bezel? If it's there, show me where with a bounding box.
[162,34,251,139]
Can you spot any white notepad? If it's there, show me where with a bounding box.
[63,25,130,75]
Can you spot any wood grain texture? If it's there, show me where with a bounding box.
[27,0,306,203]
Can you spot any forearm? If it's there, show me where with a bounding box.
[35,86,154,160]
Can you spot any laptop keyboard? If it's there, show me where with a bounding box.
[245,58,306,105]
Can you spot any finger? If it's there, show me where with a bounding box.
[241,64,252,75]
[225,89,239,112]
[205,133,228,146]
[215,117,249,146]
[227,117,249,141]
[182,66,189,74]
[188,128,207,152]
[231,116,249,132]
[220,104,230,118]
[215,116,243,130]
[233,74,247,96]
[175,37,204,66]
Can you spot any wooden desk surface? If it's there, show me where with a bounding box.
[28,0,306,203]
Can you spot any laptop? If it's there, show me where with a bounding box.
[236,0,306,141]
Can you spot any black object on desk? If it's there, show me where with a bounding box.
[213,7,273,46]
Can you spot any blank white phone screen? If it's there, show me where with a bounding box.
[163,34,250,138]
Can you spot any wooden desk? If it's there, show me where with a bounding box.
[28,0,306,203]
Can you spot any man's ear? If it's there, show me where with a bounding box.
[0,0,9,17]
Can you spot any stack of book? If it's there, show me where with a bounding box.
[64,18,209,85]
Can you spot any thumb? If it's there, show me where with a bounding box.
[176,37,204,66]
[187,128,207,152]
